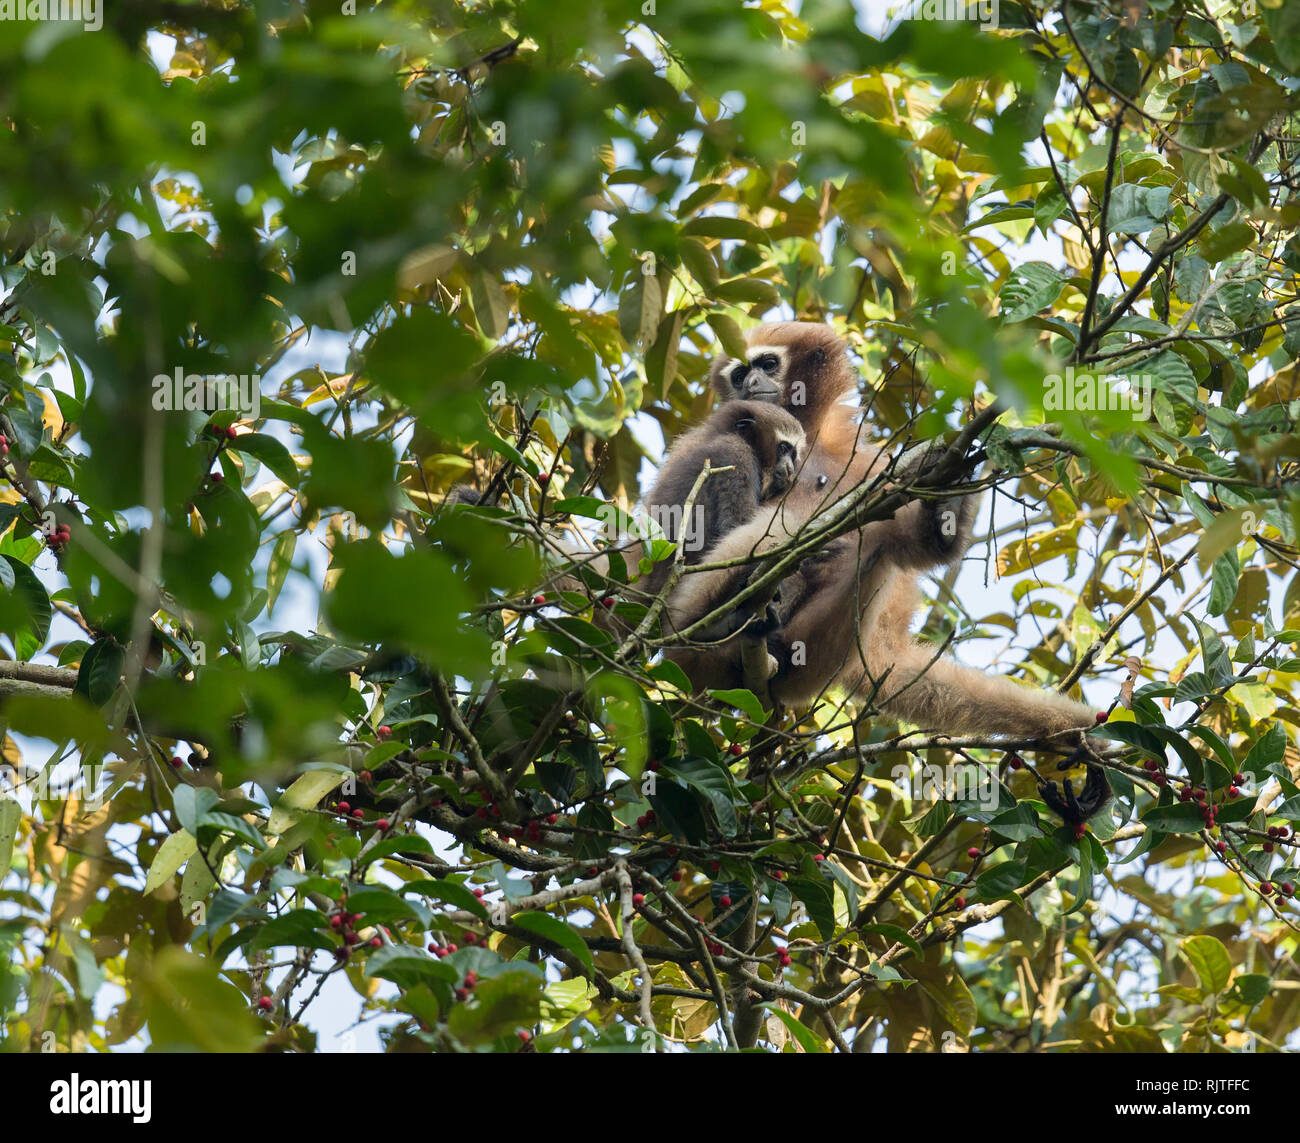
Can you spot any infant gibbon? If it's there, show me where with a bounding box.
[642,401,804,593]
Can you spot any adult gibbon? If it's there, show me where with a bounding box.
[663,322,1097,740]
[642,401,804,593]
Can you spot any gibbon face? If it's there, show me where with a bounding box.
[708,322,857,432]
[711,401,804,499]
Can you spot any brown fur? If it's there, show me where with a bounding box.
[665,322,1095,739]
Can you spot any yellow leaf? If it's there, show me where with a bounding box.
[268,768,348,835]
[144,829,198,895]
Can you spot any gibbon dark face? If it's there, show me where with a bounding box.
[717,347,790,403]
[710,401,802,500]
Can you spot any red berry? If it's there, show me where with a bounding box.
[1215,842,1227,854]
[532,594,546,605]
[1284,882,1297,898]
[600,596,615,608]
[954,896,966,909]
[729,743,744,757]
[336,801,351,814]
[427,942,440,954]
[1233,773,1245,785]
[537,473,550,486]
[718,895,732,909]
[446,943,458,953]
[1008,756,1023,771]
[169,756,183,768]
[464,971,478,987]
[517,1030,532,1043]
[225,425,238,440]
[376,725,392,740]
[358,770,372,783]
[351,809,363,820]
[647,760,660,772]
[967,847,980,859]
[330,915,343,929]
[772,870,784,881]
[455,987,468,1001]
[632,893,645,907]
[376,818,390,831]
[1264,842,1274,853]
[636,815,646,828]
[211,471,223,482]
[463,932,477,945]
[813,854,825,863]
[546,813,558,825]
[1143,759,1159,772]
[472,888,485,899]
[671,870,683,882]
[344,930,359,944]
[1179,789,1192,802]
[588,867,598,876]
[257,996,273,1011]
[1154,774,1167,786]
[1261,882,1274,895]
[476,806,488,819]
[1228,786,1239,799]
[369,937,382,948]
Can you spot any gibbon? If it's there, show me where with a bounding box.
[663,322,1096,740]
[642,401,804,593]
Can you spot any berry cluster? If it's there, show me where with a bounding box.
[46,522,71,551]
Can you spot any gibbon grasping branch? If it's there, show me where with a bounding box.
[663,322,1097,740]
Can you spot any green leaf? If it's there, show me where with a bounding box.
[139,947,261,1052]
[247,910,334,952]
[1181,934,1232,995]
[998,262,1063,321]
[0,798,21,877]
[1140,803,1207,834]
[511,910,595,976]
[789,875,836,940]
[173,785,219,835]
[707,688,770,725]
[758,1003,829,1052]
[267,529,296,613]
[231,433,300,488]
[859,923,922,959]
[406,878,490,919]
[144,829,199,895]
[0,556,51,661]
[367,944,458,991]
[446,967,543,1046]
[73,637,125,705]
[976,860,1028,899]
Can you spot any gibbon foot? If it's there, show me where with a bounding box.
[1038,758,1111,829]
